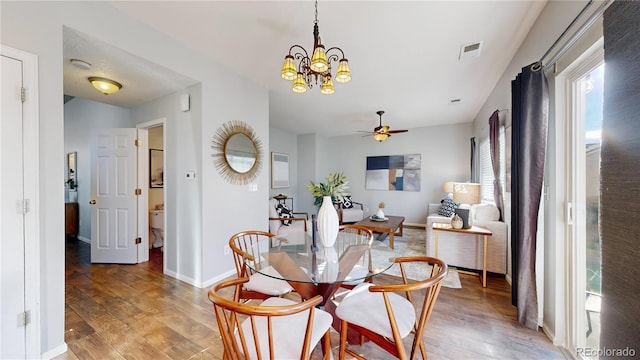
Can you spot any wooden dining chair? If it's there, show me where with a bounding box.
[336,224,374,290]
[209,277,333,360]
[335,256,448,360]
[228,231,293,301]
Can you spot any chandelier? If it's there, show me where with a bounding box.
[280,0,351,94]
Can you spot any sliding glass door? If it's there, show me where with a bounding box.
[567,54,604,358]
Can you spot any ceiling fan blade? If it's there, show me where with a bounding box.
[388,129,408,134]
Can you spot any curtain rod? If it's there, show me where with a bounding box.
[537,0,594,66]
[543,0,612,72]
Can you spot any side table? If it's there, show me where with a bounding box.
[432,223,492,287]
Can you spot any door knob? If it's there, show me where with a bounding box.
[89,200,96,205]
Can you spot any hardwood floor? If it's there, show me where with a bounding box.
[57,236,566,360]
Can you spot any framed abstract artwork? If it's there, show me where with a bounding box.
[271,152,289,188]
[365,154,421,191]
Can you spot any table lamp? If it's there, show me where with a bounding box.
[452,182,481,228]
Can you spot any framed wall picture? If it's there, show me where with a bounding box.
[67,152,77,192]
[150,149,164,188]
[271,152,289,188]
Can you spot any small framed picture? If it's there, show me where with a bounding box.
[150,149,164,188]
[271,152,289,189]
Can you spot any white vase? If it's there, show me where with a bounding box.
[317,196,339,247]
[376,208,385,218]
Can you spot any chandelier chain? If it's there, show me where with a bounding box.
[314,0,318,24]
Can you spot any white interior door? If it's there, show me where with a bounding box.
[1,51,27,359]
[90,128,139,263]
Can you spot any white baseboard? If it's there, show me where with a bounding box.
[77,235,90,244]
[505,273,512,285]
[41,343,68,360]
[201,269,236,289]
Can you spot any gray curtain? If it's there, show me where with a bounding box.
[470,137,477,182]
[489,110,505,222]
[600,1,640,352]
[511,63,548,330]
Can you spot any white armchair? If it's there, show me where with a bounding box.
[268,198,309,240]
[336,197,365,224]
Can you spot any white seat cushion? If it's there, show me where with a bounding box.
[237,297,333,359]
[342,264,369,286]
[341,208,364,223]
[336,283,415,339]
[244,266,293,295]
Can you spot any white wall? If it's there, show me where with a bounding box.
[471,0,602,346]
[64,98,134,241]
[1,2,268,356]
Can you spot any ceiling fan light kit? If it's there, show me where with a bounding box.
[361,110,409,142]
[88,76,122,95]
[280,0,351,94]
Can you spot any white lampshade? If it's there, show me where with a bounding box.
[452,182,481,204]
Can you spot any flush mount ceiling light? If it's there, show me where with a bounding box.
[280,0,351,94]
[88,76,122,95]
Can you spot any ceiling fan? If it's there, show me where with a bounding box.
[359,110,408,142]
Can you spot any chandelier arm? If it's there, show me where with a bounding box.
[289,45,309,58]
[325,47,346,59]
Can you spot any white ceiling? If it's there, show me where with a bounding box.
[63,1,547,137]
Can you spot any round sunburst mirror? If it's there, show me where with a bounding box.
[211,120,263,185]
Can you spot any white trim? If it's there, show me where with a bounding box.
[40,343,68,360]
[556,40,604,355]
[201,269,238,289]
[77,235,91,244]
[1,44,41,360]
[136,118,167,273]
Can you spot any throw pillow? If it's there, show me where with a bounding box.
[276,203,293,226]
[341,195,354,209]
[438,198,459,217]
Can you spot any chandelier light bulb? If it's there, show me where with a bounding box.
[320,76,335,95]
[281,55,297,81]
[335,59,351,83]
[310,45,329,73]
[292,73,307,93]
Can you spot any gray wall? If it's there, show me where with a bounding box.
[269,127,299,202]
[272,122,472,225]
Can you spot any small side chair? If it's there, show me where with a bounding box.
[209,277,333,360]
[228,231,294,302]
[335,256,448,360]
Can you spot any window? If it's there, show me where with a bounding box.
[479,126,505,203]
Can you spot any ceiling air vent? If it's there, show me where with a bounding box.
[459,41,482,60]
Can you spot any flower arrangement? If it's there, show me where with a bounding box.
[305,172,349,207]
[378,201,385,209]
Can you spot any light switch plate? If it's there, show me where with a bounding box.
[186,171,196,179]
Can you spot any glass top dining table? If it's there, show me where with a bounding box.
[243,230,396,303]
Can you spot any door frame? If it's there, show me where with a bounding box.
[562,44,604,355]
[137,118,166,271]
[0,44,41,358]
